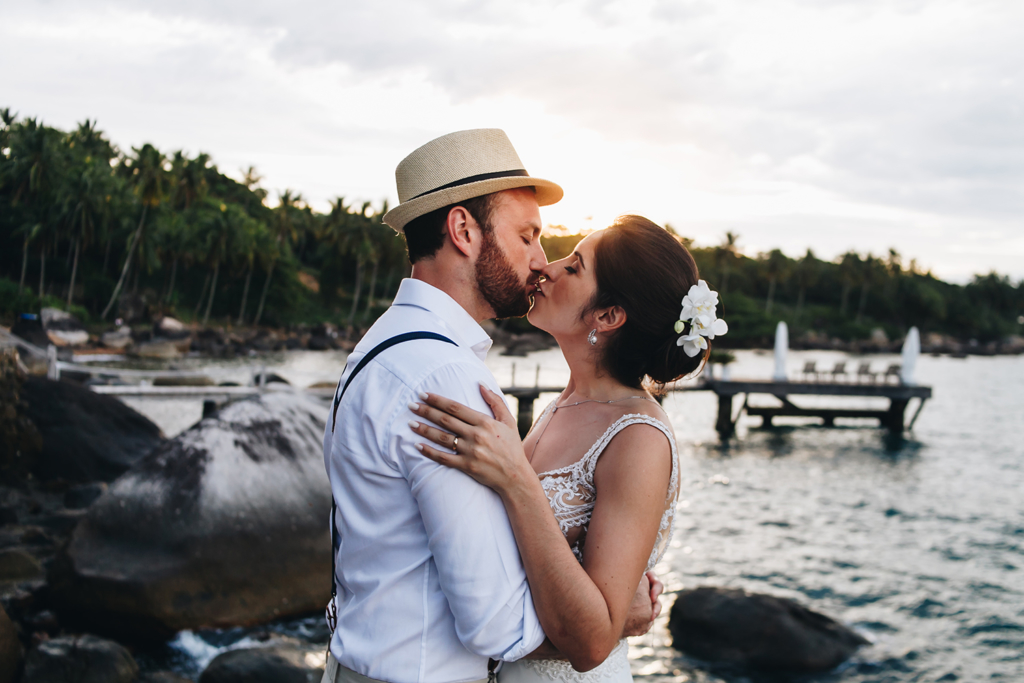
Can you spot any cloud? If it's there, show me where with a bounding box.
[4,0,1022,279]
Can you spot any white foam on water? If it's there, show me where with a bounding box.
[169,630,263,672]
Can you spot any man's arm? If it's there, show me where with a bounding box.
[396,363,545,662]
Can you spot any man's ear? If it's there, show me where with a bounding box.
[594,305,627,334]
[444,206,479,258]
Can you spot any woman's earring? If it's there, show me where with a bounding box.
[588,329,598,346]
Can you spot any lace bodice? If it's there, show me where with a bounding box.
[534,402,679,571]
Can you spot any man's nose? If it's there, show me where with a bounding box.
[529,239,548,272]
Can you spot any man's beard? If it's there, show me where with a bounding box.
[475,229,533,319]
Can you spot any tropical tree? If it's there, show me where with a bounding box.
[794,249,819,323]
[253,190,302,326]
[4,118,64,296]
[101,143,167,319]
[714,231,740,295]
[760,249,790,316]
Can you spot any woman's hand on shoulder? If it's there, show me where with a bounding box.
[410,385,532,495]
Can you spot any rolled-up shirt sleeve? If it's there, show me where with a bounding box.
[394,362,546,662]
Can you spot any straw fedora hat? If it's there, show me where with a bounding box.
[382,129,563,233]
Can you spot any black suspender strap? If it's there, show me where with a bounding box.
[326,331,457,640]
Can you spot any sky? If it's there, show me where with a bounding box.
[4,0,1022,282]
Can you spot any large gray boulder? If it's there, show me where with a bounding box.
[668,586,869,672]
[21,634,138,683]
[50,392,333,640]
[21,377,165,483]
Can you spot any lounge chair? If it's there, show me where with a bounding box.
[801,361,818,381]
[883,363,902,384]
[829,361,847,382]
[856,362,877,383]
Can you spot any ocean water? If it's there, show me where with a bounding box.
[115,348,1024,682]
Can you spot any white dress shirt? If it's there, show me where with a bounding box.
[323,279,546,683]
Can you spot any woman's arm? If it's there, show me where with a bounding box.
[410,387,672,672]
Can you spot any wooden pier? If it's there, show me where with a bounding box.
[3,329,934,441]
[706,379,932,438]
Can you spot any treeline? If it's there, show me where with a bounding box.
[677,230,1023,346]
[2,110,1022,346]
[0,110,405,330]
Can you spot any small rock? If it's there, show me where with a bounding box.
[41,308,89,347]
[668,586,868,672]
[64,483,109,510]
[24,609,60,636]
[200,643,325,683]
[139,672,193,683]
[37,510,86,536]
[21,634,138,683]
[0,548,43,582]
[101,327,134,350]
[0,605,23,683]
[154,316,191,340]
[131,340,182,360]
[0,506,17,525]
[306,335,337,351]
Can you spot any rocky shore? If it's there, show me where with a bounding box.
[0,349,331,681]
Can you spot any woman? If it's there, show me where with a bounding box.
[407,216,726,682]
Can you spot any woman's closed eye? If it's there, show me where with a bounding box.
[564,264,578,275]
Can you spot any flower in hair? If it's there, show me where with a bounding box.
[675,280,728,357]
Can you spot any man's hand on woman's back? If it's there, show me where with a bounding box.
[623,571,664,638]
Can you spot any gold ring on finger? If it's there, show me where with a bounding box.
[452,436,459,451]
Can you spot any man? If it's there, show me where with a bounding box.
[322,129,660,683]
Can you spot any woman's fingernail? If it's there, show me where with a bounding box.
[418,392,429,401]
[408,421,419,429]
[409,402,419,411]
[415,443,424,452]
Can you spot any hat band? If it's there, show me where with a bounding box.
[408,169,529,201]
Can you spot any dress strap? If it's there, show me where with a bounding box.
[581,413,677,478]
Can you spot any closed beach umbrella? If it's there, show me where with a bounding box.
[901,326,920,385]
[773,322,789,381]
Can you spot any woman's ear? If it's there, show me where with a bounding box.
[594,305,627,333]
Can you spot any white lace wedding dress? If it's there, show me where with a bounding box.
[499,406,679,683]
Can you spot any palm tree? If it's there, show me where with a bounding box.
[794,249,819,324]
[714,231,740,296]
[838,252,861,316]
[761,249,790,316]
[6,118,63,296]
[61,157,109,307]
[253,190,302,326]
[101,144,167,319]
[856,255,881,324]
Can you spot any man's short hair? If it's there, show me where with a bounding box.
[402,193,498,264]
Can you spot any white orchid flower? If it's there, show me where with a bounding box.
[680,280,720,327]
[700,317,729,339]
[677,329,708,357]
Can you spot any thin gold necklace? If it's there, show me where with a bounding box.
[532,395,656,448]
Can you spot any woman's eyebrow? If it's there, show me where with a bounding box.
[573,251,585,269]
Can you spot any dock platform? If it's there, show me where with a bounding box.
[706,379,932,437]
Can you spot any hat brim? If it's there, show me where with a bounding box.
[382,177,563,233]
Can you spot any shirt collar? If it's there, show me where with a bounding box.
[392,279,493,361]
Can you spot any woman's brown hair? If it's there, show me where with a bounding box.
[586,215,707,388]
